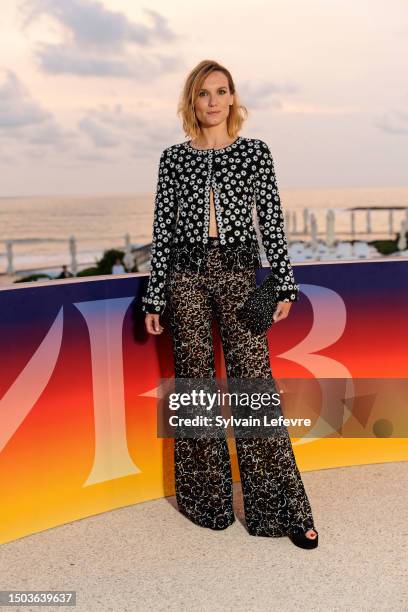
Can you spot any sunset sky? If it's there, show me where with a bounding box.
[0,0,407,195]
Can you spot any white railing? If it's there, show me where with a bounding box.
[1,233,152,277]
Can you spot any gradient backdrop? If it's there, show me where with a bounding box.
[1,259,407,544]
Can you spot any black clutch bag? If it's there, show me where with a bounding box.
[236,273,279,335]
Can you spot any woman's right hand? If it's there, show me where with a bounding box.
[145,313,164,335]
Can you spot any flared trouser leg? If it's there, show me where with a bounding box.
[166,255,235,530]
[166,243,315,536]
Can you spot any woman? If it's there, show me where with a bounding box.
[142,60,319,549]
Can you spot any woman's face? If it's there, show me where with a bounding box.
[194,70,234,130]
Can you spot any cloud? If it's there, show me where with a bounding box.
[78,115,120,147]
[90,104,144,130]
[21,0,175,50]
[35,45,181,78]
[0,72,179,166]
[77,104,180,158]
[75,150,115,163]
[20,0,181,78]
[78,105,148,150]
[375,110,408,135]
[38,47,134,77]
[0,152,15,165]
[28,121,76,146]
[0,70,51,128]
[239,79,300,109]
[0,70,77,160]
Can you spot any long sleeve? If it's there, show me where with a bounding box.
[254,140,299,302]
[142,148,178,315]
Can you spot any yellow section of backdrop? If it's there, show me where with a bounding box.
[228,437,408,477]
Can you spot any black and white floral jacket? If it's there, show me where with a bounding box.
[141,135,299,315]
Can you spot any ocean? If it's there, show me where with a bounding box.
[1,186,407,273]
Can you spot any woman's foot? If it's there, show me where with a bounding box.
[288,526,319,549]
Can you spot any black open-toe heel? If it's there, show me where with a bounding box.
[288,527,319,549]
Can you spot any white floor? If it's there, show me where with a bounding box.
[1,462,407,612]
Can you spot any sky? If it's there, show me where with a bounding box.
[0,0,407,195]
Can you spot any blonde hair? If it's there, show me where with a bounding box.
[177,59,248,140]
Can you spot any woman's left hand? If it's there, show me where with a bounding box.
[272,301,292,323]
